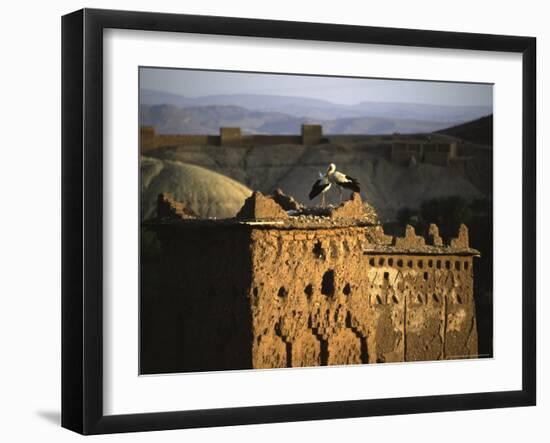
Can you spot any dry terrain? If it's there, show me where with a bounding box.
[141,140,488,221]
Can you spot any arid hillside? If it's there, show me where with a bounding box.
[141,157,252,220]
[142,141,487,221]
[438,115,493,145]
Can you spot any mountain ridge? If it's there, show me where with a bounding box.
[140,103,477,136]
[140,89,492,123]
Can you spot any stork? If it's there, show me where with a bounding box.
[326,163,360,202]
[309,172,331,207]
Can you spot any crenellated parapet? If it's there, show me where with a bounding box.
[365,222,477,255]
[451,223,470,248]
[394,224,426,248]
[428,223,443,246]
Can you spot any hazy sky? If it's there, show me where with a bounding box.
[140,67,493,107]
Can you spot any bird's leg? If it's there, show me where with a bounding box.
[339,187,343,203]
[321,193,325,208]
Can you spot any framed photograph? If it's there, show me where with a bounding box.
[62,8,536,434]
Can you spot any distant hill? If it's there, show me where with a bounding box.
[141,89,492,124]
[437,115,493,145]
[141,157,252,220]
[140,104,460,136]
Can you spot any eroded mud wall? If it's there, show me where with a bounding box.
[143,221,478,373]
[248,227,477,368]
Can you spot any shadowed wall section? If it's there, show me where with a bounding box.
[140,223,254,374]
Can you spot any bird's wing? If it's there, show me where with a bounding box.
[333,171,352,183]
[309,179,331,200]
[333,171,360,192]
[344,174,359,183]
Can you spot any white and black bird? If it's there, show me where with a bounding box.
[326,163,360,201]
[309,172,331,207]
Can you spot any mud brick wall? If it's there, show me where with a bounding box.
[145,220,478,373]
[249,226,477,369]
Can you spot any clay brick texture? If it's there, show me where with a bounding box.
[142,192,479,373]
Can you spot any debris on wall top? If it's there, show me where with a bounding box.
[149,191,479,256]
[330,192,368,219]
[236,191,379,226]
[236,191,289,220]
[157,192,197,219]
[271,188,303,211]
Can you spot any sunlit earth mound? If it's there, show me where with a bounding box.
[141,156,252,219]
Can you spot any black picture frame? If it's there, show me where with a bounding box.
[61,8,536,435]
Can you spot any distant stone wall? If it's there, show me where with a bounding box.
[140,124,323,151]
[301,124,323,145]
[241,135,303,145]
[391,141,458,166]
[220,127,242,146]
[143,193,479,373]
[140,126,218,151]
[141,125,463,170]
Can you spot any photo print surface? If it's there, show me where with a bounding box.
[139,67,493,374]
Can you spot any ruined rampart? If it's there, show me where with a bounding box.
[140,124,321,151]
[140,124,466,169]
[143,192,479,373]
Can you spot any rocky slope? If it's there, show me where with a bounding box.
[143,141,485,221]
